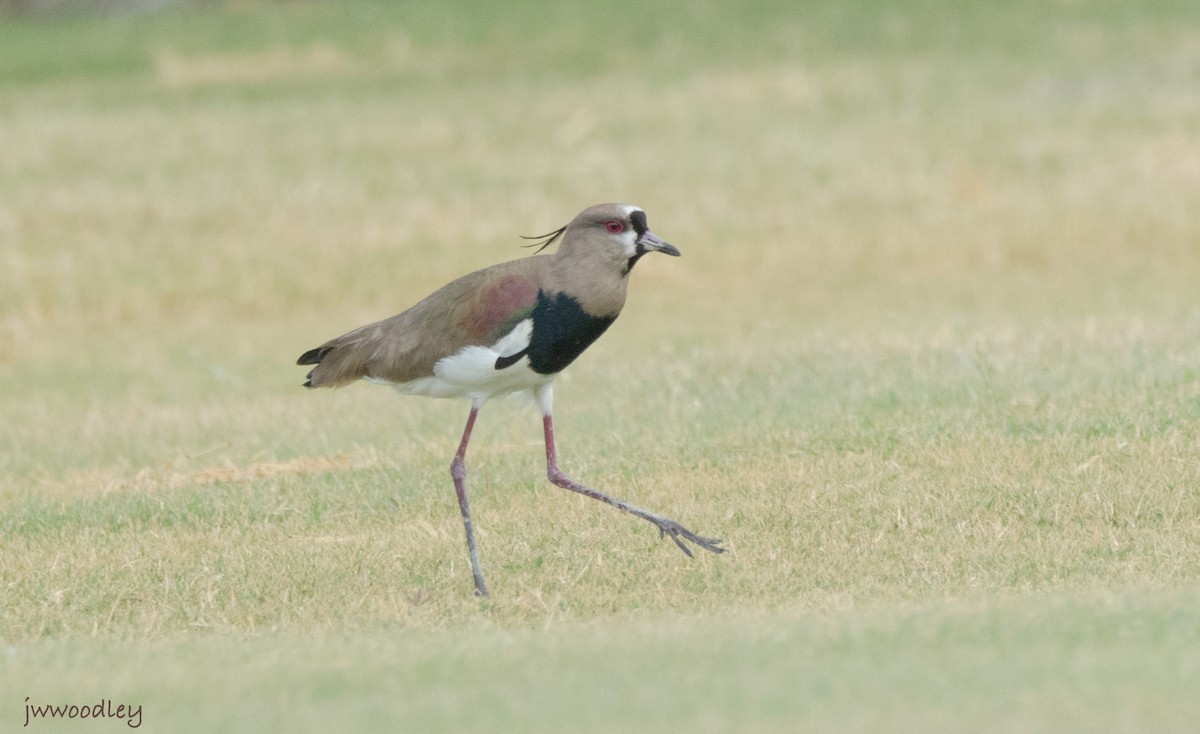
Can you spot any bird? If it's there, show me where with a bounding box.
[297,203,724,596]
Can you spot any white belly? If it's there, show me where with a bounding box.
[365,318,551,402]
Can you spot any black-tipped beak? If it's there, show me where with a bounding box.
[636,230,681,257]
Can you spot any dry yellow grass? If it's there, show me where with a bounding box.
[2,1,1200,731]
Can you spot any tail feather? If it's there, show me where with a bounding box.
[298,315,423,389]
[297,345,335,388]
[295,333,378,389]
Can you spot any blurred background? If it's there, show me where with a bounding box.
[4,2,1200,730]
[3,0,1198,541]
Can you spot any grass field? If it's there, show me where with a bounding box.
[3,0,1200,731]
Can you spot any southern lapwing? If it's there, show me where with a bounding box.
[297,203,723,596]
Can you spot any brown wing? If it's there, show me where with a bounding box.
[298,258,542,388]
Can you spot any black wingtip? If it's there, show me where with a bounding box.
[297,346,330,366]
[299,347,328,388]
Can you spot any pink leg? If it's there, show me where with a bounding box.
[542,414,723,557]
[451,406,488,596]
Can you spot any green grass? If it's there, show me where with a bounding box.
[3,0,1200,731]
[10,589,1200,733]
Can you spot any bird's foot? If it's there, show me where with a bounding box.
[544,463,724,557]
[649,516,725,557]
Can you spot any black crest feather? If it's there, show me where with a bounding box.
[519,225,567,254]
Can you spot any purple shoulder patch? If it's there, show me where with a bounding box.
[460,274,538,340]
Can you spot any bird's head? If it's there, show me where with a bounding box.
[524,203,680,275]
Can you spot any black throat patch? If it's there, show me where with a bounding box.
[494,290,617,375]
[624,209,650,274]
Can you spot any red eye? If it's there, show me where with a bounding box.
[604,220,625,234]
